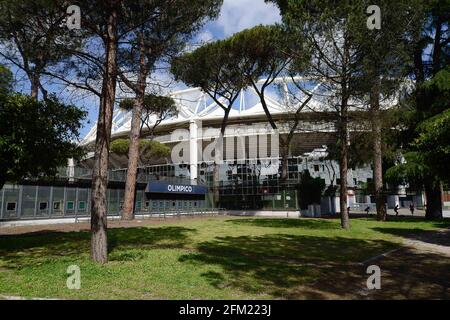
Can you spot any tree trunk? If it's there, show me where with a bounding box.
[122,33,147,221]
[213,109,231,208]
[370,79,387,221]
[339,112,350,229]
[424,178,443,219]
[30,75,39,99]
[90,9,118,264]
[213,132,225,208]
[339,39,350,230]
[122,98,144,220]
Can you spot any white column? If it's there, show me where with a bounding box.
[189,120,198,184]
[68,158,75,183]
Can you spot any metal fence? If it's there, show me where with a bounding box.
[0,184,210,221]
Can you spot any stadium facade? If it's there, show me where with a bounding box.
[1,81,439,221]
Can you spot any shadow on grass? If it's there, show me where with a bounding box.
[381,216,450,226]
[371,227,450,248]
[179,233,396,299]
[0,226,196,268]
[364,247,450,299]
[227,218,339,230]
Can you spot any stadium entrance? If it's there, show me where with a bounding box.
[144,181,208,211]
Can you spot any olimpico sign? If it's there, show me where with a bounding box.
[146,182,207,195]
[167,184,193,193]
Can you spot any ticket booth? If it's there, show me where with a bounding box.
[144,182,207,211]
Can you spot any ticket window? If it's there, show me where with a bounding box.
[78,201,87,213]
[6,202,17,214]
[135,201,142,212]
[66,201,75,214]
[53,201,63,215]
[39,202,49,215]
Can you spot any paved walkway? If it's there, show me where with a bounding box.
[360,227,450,299]
[294,227,450,299]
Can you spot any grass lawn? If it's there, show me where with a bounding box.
[0,216,449,299]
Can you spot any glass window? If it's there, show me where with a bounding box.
[39,202,48,211]
[78,201,86,211]
[66,201,74,210]
[52,188,64,216]
[36,187,51,216]
[3,188,19,218]
[6,202,16,211]
[53,201,61,211]
[21,185,36,217]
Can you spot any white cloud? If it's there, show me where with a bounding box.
[214,0,281,37]
[196,30,214,43]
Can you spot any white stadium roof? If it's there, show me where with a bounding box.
[81,76,396,146]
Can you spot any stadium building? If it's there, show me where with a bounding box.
[1,80,436,221]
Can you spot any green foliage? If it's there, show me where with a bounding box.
[297,170,326,209]
[0,64,12,94]
[140,140,171,160]
[227,24,307,80]
[417,67,450,117]
[110,139,130,155]
[414,109,450,181]
[120,94,177,117]
[390,68,450,185]
[0,93,86,187]
[325,133,377,169]
[352,0,425,94]
[110,138,170,161]
[171,38,248,102]
[385,152,429,187]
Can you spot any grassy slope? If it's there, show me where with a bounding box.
[0,216,448,299]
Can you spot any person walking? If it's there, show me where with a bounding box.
[394,204,400,216]
[409,203,415,216]
[364,206,371,216]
